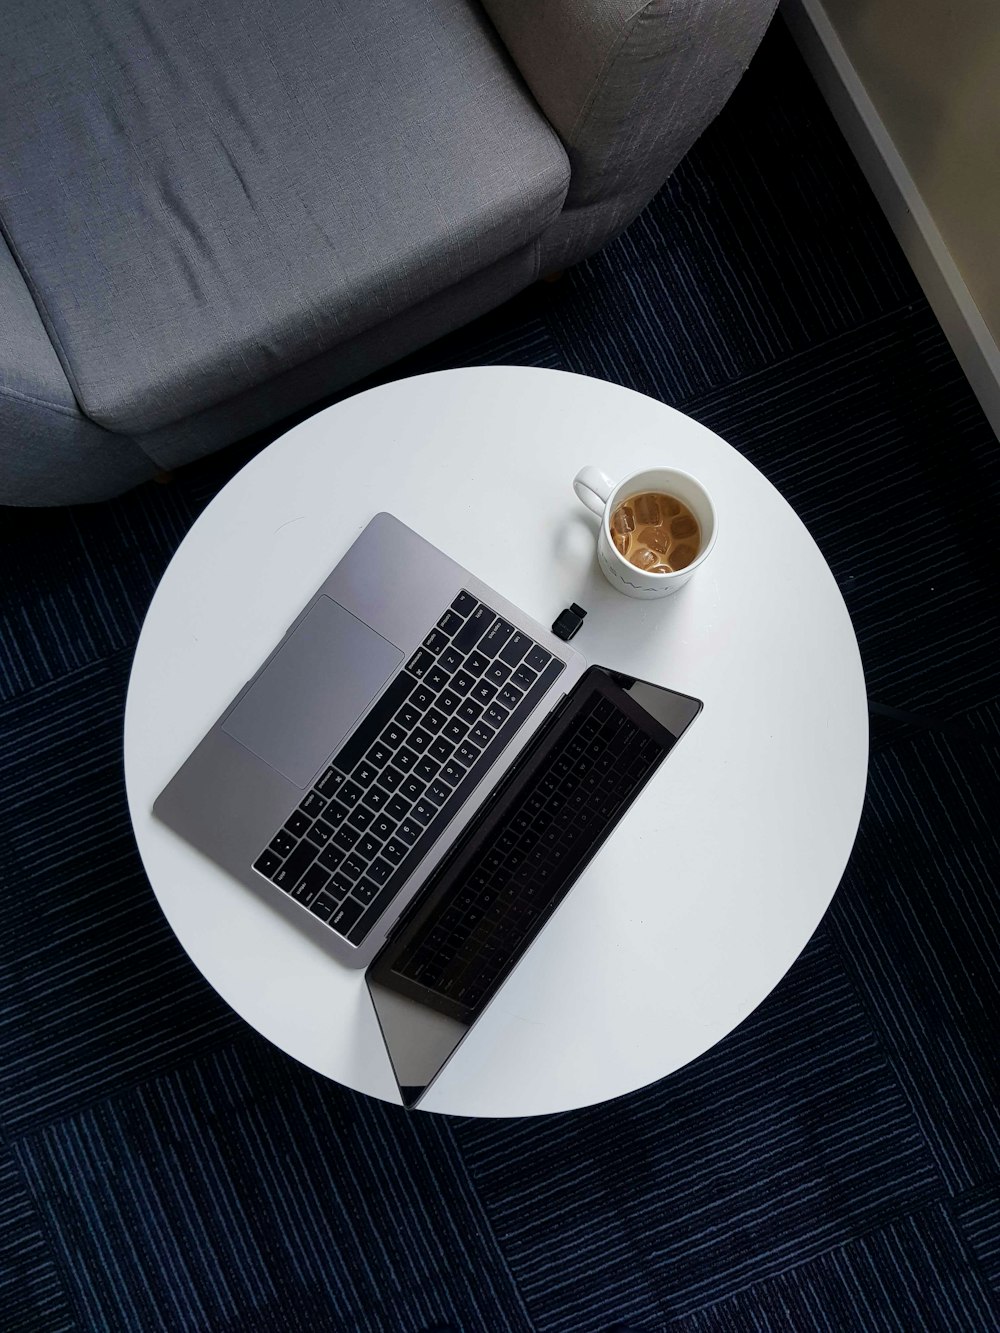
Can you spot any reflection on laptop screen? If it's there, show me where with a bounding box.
[367,668,702,1107]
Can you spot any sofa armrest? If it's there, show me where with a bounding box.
[480,0,776,217]
[0,235,153,504]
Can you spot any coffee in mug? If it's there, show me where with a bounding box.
[609,491,701,573]
[573,463,717,599]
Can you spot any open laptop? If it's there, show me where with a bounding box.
[155,512,702,1106]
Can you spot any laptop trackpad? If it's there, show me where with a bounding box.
[223,596,404,788]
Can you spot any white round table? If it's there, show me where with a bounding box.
[125,367,868,1117]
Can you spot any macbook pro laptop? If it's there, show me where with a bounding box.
[155,512,701,1106]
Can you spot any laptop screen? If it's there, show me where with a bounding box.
[366,667,702,1107]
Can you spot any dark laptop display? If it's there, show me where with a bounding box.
[368,667,701,1107]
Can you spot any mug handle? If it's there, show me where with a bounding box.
[573,466,615,518]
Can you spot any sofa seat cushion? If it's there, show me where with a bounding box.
[0,0,569,434]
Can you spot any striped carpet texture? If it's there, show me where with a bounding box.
[1,19,998,1332]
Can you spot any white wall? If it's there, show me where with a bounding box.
[783,0,1000,439]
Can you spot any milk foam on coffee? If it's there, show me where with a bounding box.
[610,491,701,573]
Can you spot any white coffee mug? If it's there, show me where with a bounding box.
[573,465,718,599]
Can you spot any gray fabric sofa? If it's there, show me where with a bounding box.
[1,0,775,506]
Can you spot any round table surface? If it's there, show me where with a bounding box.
[125,366,868,1117]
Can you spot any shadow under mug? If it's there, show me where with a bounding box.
[573,465,718,599]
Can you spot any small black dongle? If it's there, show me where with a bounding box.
[551,603,587,642]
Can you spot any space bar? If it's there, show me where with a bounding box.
[345,656,564,944]
[333,670,416,774]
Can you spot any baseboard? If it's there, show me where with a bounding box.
[781,0,1000,442]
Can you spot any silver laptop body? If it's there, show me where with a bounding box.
[154,512,587,969]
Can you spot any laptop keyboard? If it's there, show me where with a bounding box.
[252,590,564,945]
[388,685,666,1010]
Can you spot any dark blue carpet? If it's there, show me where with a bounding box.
[2,19,998,1331]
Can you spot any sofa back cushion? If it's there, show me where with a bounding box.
[0,0,569,433]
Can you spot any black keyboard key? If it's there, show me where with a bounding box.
[451,590,477,616]
[330,871,353,897]
[484,702,507,729]
[414,755,438,782]
[348,805,374,832]
[429,737,453,763]
[271,840,317,888]
[253,849,283,879]
[353,879,379,906]
[442,759,466,785]
[458,698,483,725]
[381,721,406,750]
[363,785,387,811]
[398,702,420,729]
[427,779,451,806]
[400,775,425,802]
[456,740,481,767]
[437,689,461,715]
[339,781,364,808]
[465,650,490,677]
[470,722,495,749]
[354,761,379,787]
[368,741,393,769]
[396,819,421,845]
[525,645,553,672]
[411,684,434,711]
[498,683,523,710]
[297,862,331,902]
[342,854,366,881]
[315,767,346,798]
[407,648,434,679]
[452,605,493,653]
[284,810,310,838]
[451,670,476,696]
[379,766,403,792]
[485,660,512,687]
[593,698,615,724]
[500,631,532,667]
[471,680,497,706]
[367,858,393,886]
[512,663,537,691]
[439,647,464,674]
[394,746,418,772]
[299,790,327,819]
[322,799,349,828]
[317,843,345,873]
[426,665,450,692]
[268,830,296,858]
[371,814,395,842]
[308,889,338,919]
[356,834,381,861]
[386,794,410,821]
[382,838,406,866]
[480,617,514,656]
[329,897,364,935]
[442,718,468,744]
[290,875,318,905]
[423,707,447,734]
[306,819,333,848]
[423,628,449,654]
[412,800,435,826]
[409,727,432,753]
[333,825,359,852]
[437,609,464,636]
